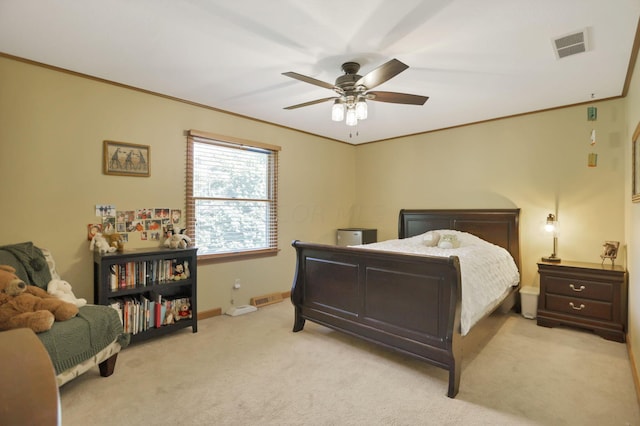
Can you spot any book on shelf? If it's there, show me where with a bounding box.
[149,299,156,328]
[155,294,162,328]
[108,294,192,334]
[108,299,123,325]
[108,258,190,292]
[109,265,118,291]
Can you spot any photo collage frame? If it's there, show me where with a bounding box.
[88,204,184,242]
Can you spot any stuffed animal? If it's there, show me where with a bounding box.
[164,231,192,249]
[164,309,175,325]
[422,231,441,247]
[90,232,116,254]
[47,279,87,307]
[438,234,460,249]
[173,299,191,321]
[0,265,79,333]
[172,261,190,281]
[104,232,124,252]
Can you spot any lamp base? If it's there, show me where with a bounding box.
[541,255,561,263]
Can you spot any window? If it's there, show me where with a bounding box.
[186,130,280,260]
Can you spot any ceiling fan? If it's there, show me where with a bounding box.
[282,58,429,126]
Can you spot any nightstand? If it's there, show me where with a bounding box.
[537,260,627,342]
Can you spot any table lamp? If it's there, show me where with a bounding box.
[542,213,561,262]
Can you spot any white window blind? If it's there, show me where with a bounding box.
[186,130,280,259]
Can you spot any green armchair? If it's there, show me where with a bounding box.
[0,242,129,386]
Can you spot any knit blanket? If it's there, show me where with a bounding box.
[0,242,130,375]
[37,304,130,374]
[0,241,51,289]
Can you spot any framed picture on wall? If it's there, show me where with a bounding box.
[633,122,640,202]
[103,140,150,177]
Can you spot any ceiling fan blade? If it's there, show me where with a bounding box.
[282,71,337,91]
[367,91,429,105]
[356,58,409,89]
[283,97,338,110]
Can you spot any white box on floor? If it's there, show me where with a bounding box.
[520,286,539,319]
[225,305,257,316]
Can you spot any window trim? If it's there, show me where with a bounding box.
[186,129,280,261]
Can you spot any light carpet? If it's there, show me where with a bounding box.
[59,302,639,425]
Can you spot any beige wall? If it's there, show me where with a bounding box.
[354,101,627,288]
[0,56,356,312]
[625,47,640,380]
[0,54,632,337]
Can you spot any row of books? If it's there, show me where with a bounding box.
[108,295,192,335]
[108,259,190,291]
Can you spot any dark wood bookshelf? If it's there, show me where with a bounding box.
[93,247,198,344]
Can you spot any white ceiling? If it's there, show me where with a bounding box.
[1,0,639,144]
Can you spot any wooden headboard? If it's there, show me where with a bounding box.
[398,209,521,270]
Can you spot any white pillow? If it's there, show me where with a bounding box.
[438,234,460,249]
[422,231,441,247]
[40,248,61,280]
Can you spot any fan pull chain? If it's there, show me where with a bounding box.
[349,125,359,139]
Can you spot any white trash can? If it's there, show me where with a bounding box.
[520,286,539,319]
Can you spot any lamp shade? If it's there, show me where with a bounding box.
[345,107,357,126]
[544,213,556,233]
[542,213,561,262]
[355,99,367,120]
[331,101,345,121]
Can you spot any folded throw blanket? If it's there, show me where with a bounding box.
[0,242,130,375]
[0,241,51,289]
[37,304,130,374]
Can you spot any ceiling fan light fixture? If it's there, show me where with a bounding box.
[283,58,427,128]
[345,107,358,126]
[355,98,367,120]
[331,100,345,121]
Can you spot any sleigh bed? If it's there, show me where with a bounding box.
[290,208,521,398]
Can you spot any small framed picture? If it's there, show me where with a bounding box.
[600,241,620,264]
[103,140,150,177]
[633,122,640,202]
[87,223,102,241]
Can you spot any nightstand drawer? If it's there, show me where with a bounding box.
[543,276,613,301]
[546,294,612,321]
[537,260,627,342]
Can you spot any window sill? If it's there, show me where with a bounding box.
[197,248,279,263]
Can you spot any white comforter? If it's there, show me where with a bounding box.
[351,230,520,335]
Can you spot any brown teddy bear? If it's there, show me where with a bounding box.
[173,299,191,321]
[0,265,79,333]
[105,232,124,252]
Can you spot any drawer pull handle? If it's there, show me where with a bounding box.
[569,302,586,311]
[569,284,586,292]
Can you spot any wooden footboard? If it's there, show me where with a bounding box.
[291,241,464,397]
[290,208,521,398]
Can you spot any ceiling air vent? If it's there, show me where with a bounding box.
[552,28,589,59]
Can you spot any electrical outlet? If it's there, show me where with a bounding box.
[233,279,241,289]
